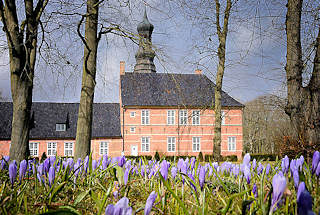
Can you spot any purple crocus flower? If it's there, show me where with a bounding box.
[252,183,258,198]
[124,168,130,185]
[171,166,177,179]
[293,170,299,189]
[1,155,9,170]
[160,160,169,181]
[44,158,51,173]
[118,156,126,167]
[105,196,132,215]
[243,153,250,166]
[9,161,17,185]
[312,151,320,175]
[244,165,251,184]
[199,165,206,190]
[92,160,98,172]
[144,191,157,215]
[257,163,263,175]
[49,156,56,166]
[48,166,55,187]
[297,182,314,215]
[252,159,257,171]
[316,163,320,177]
[266,163,271,175]
[282,156,290,174]
[19,160,27,181]
[83,156,89,174]
[272,173,287,207]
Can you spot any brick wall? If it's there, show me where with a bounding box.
[120,107,243,159]
[0,138,122,160]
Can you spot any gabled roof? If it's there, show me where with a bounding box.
[121,73,243,108]
[0,102,121,140]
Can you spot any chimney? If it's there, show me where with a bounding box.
[195,69,202,75]
[120,61,125,75]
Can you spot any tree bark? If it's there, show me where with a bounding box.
[74,0,99,160]
[0,0,48,162]
[285,0,320,158]
[213,0,232,161]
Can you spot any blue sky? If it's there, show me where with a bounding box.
[0,0,292,104]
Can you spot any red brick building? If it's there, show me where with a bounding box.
[0,11,243,160]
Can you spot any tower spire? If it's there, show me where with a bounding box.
[134,8,156,73]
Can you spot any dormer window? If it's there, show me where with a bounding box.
[56,123,66,131]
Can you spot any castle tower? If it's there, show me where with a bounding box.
[133,9,156,73]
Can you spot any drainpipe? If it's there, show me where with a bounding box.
[122,106,125,156]
[177,108,180,156]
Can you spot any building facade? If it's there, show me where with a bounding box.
[0,11,244,160]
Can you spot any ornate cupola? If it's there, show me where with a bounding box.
[133,9,156,73]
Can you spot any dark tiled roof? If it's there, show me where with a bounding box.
[121,73,244,108]
[0,102,121,140]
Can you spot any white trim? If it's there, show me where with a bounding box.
[192,110,200,125]
[130,127,136,133]
[56,123,66,131]
[192,137,201,152]
[227,136,236,151]
[99,141,109,155]
[167,137,176,152]
[47,142,57,156]
[141,137,150,152]
[179,110,188,125]
[141,110,150,125]
[167,110,175,125]
[64,142,74,156]
[29,142,39,157]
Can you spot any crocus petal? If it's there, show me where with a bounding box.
[297,182,313,215]
[272,173,287,206]
[9,161,17,185]
[48,166,55,187]
[19,160,27,181]
[145,191,157,215]
[199,165,206,190]
[105,204,114,215]
[312,151,320,174]
[243,153,250,166]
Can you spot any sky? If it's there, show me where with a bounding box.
[0,0,305,104]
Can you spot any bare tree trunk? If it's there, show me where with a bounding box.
[74,0,99,160]
[0,0,48,162]
[285,0,320,158]
[213,0,232,161]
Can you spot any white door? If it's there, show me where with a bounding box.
[131,145,138,156]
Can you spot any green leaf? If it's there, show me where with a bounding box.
[73,189,91,206]
[48,181,68,205]
[159,174,190,215]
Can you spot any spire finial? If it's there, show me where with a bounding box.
[134,8,156,73]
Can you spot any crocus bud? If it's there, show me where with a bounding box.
[312,151,320,175]
[48,166,55,187]
[9,161,17,185]
[19,160,27,181]
[145,191,157,215]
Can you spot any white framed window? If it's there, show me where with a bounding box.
[222,111,226,125]
[192,137,201,152]
[192,110,200,125]
[130,127,136,133]
[141,137,150,152]
[130,111,136,117]
[167,110,175,125]
[56,123,66,131]
[100,142,108,155]
[64,142,73,156]
[167,137,176,152]
[179,110,188,125]
[47,142,57,156]
[29,142,39,157]
[141,110,150,125]
[228,137,236,151]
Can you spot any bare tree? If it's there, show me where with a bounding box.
[0,0,48,161]
[285,0,320,157]
[212,0,232,161]
[74,0,101,159]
